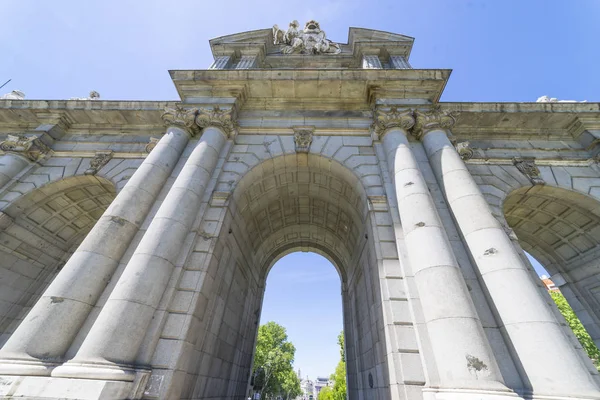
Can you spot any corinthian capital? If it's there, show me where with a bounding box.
[413,108,458,140]
[372,107,415,139]
[161,106,200,136]
[0,134,50,161]
[195,106,237,138]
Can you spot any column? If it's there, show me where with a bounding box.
[417,108,600,397]
[0,134,49,188]
[375,107,508,392]
[0,107,196,376]
[52,106,233,381]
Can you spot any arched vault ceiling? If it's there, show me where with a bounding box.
[504,187,600,268]
[231,154,368,279]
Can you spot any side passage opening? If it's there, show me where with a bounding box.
[251,252,346,400]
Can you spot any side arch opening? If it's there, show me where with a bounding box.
[503,185,600,366]
[0,175,116,346]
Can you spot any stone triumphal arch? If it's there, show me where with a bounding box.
[1,21,600,400]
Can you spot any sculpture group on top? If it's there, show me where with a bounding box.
[273,20,341,55]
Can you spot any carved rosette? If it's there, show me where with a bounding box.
[412,109,458,140]
[513,157,544,185]
[161,106,200,136]
[372,107,415,139]
[455,141,474,161]
[293,127,314,153]
[0,134,50,161]
[195,106,237,138]
[85,151,114,175]
[145,137,159,154]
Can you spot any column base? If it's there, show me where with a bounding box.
[422,388,600,400]
[0,375,135,399]
[51,361,138,382]
[0,357,58,376]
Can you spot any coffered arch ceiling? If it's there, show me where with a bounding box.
[503,186,600,274]
[230,154,369,283]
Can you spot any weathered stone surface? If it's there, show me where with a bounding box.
[0,22,599,400]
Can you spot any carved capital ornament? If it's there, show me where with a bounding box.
[455,141,474,161]
[161,106,200,136]
[513,157,544,185]
[0,134,50,161]
[412,108,458,140]
[195,106,237,138]
[85,151,114,175]
[373,107,415,139]
[161,106,237,138]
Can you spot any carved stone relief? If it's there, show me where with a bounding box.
[0,134,50,161]
[372,107,415,139]
[85,151,114,175]
[293,127,314,153]
[456,141,474,161]
[273,20,341,54]
[513,157,544,185]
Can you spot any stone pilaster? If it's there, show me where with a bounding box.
[418,113,600,398]
[52,107,233,381]
[376,107,509,393]
[0,106,195,376]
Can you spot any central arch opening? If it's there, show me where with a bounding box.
[256,252,343,398]
[184,154,388,399]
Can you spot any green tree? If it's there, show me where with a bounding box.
[330,331,347,400]
[318,386,334,400]
[279,368,302,400]
[252,321,297,399]
[550,291,600,367]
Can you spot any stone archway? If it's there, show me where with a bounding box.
[173,153,387,400]
[0,176,116,346]
[503,185,600,348]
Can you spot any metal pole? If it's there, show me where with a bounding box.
[0,79,11,91]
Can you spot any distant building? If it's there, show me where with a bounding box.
[541,275,560,292]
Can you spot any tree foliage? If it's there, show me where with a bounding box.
[318,386,333,400]
[550,291,600,366]
[329,331,347,400]
[252,321,301,399]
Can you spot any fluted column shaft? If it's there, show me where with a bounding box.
[0,153,29,188]
[381,125,507,391]
[0,125,191,375]
[53,126,227,381]
[420,121,600,397]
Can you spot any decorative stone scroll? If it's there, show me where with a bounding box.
[0,134,50,161]
[412,108,458,139]
[455,141,474,161]
[273,20,341,54]
[145,137,159,154]
[293,127,313,153]
[513,157,545,185]
[372,107,415,139]
[85,151,114,175]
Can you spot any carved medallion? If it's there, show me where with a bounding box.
[372,107,415,139]
[0,134,50,161]
[273,20,341,55]
[85,151,114,175]
[293,127,313,153]
[513,157,544,185]
[455,141,474,161]
[145,137,160,154]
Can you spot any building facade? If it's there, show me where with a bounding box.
[0,20,600,400]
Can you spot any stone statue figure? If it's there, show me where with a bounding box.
[69,91,101,100]
[536,95,587,103]
[273,19,341,55]
[0,90,25,100]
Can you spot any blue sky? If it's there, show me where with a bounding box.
[1,0,595,383]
